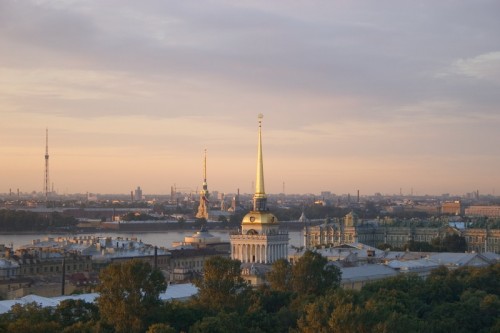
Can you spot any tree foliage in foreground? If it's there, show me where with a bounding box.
[290,250,341,296]
[295,264,500,333]
[0,259,499,333]
[193,256,248,312]
[96,259,166,333]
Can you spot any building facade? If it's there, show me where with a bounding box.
[465,206,500,218]
[304,213,500,253]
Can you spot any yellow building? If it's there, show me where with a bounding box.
[441,201,462,215]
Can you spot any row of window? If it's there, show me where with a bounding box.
[22,263,90,275]
[173,259,204,269]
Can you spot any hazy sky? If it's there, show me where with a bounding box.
[1,0,500,196]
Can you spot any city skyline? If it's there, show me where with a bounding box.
[1,1,500,196]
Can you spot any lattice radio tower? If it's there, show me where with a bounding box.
[44,128,50,203]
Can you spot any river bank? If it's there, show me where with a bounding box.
[0,229,305,250]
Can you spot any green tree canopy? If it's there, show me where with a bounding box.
[291,250,341,296]
[0,302,61,333]
[96,259,166,333]
[267,258,292,292]
[194,256,247,312]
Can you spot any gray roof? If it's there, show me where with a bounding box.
[387,259,440,272]
[428,253,490,267]
[0,283,197,314]
[341,265,398,283]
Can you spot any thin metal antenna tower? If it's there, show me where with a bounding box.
[44,128,50,204]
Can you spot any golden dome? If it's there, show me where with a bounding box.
[242,211,279,225]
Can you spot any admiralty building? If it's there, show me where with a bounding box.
[304,212,500,254]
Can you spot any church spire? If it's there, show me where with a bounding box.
[196,149,209,220]
[202,148,207,190]
[253,114,267,211]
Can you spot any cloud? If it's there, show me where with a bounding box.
[449,52,500,82]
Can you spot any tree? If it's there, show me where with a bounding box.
[404,240,435,252]
[96,259,167,333]
[267,258,292,292]
[1,302,61,333]
[291,250,341,296]
[189,311,244,333]
[160,301,206,333]
[296,293,338,333]
[442,234,467,252]
[54,299,99,328]
[194,256,247,311]
[146,323,176,333]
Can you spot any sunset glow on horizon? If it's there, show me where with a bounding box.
[1,1,499,196]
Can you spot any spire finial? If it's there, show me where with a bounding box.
[254,114,267,211]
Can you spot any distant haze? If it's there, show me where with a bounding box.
[1,1,499,196]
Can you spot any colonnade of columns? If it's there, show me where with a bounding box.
[232,242,287,264]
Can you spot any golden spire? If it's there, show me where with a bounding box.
[202,149,207,188]
[253,114,267,211]
[196,149,209,220]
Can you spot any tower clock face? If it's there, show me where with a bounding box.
[250,216,255,222]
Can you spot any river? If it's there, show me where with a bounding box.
[0,229,304,250]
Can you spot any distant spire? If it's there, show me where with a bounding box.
[196,149,209,220]
[202,149,207,189]
[253,114,267,211]
[44,128,50,204]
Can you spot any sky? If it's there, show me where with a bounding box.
[1,0,500,196]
